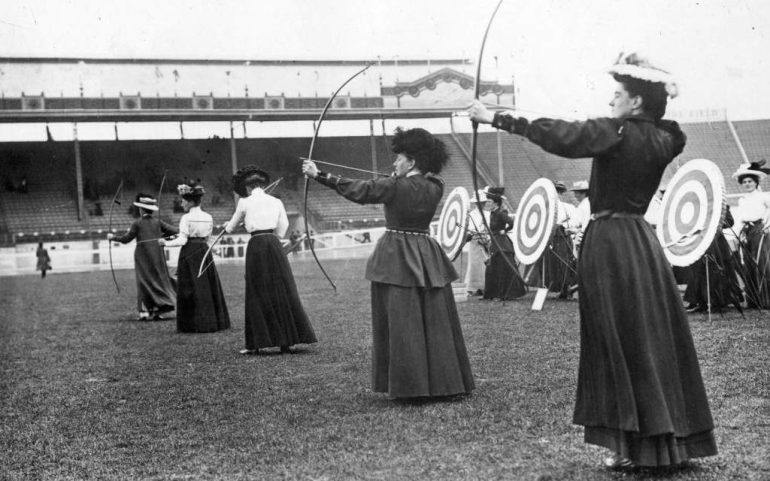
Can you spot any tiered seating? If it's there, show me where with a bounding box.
[2,119,768,245]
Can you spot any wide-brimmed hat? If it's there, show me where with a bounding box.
[732,162,767,183]
[133,194,158,211]
[569,180,589,192]
[471,188,488,203]
[607,52,678,99]
[485,186,506,202]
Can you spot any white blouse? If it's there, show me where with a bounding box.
[734,189,770,230]
[163,206,214,247]
[224,188,289,237]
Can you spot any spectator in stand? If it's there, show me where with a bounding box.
[18,176,28,194]
[160,181,230,333]
[36,242,51,278]
[469,51,717,469]
[302,127,474,400]
[107,194,178,321]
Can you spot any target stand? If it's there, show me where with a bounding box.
[512,178,559,310]
[437,187,471,302]
[657,158,726,321]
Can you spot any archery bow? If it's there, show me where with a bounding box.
[468,0,523,287]
[304,63,373,291]
[197,229,226,278]
[108,180,124,293]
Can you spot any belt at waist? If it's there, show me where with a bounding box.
[251,229,274,236]
[386,228,430,236]
[591,210,644,221]
[187,237,208,242]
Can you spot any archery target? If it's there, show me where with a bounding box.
[437,187,470,261]
[513,178,559,265]
[657,158,726,266]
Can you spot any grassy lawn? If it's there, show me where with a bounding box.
[0,258,767,480]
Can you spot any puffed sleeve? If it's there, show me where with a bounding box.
[275,201,289,238]
[162,215,189,247]
[493,112,623,159]
[224,198,246,233]
[316,173,398,205]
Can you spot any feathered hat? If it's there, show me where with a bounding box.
[732,160,769,183]
[177,180,205,200]
[484,186,506,202]
[607,52,679,99]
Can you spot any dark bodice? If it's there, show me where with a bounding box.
[316,172,457,287]
[319,173,444,231]
[498,113,686,214]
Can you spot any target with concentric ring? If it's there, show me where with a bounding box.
[657,158,725,266]
[437,187,470,261]
[513,178,558,265]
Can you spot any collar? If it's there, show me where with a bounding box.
[405,171,422,178]
[249,188,265,197]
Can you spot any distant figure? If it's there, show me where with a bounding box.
[36,242,51,278]
[161,181,230,333]
[225,165,317,355]
[108,193,178,321]
[18,176,28,194]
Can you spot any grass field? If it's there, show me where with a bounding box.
[1,257,768,480]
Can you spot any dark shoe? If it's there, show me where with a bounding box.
[280,346,295,354]
[603,454,634,470]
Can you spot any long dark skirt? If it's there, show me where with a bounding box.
[524,226,577,297]
[370,282,475,399]
[134,243,176,314]
[243,234,317,350]
[735,223,770,309]
[575,217,717,466]
[175,239,230,333]
[683,234,743,312]
[483,252,527,300]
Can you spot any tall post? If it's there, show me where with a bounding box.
[725,110,749,164]
[230,121,239,204]
[369,119,377,179]
[73,123,85,222]
[496,128,504,186]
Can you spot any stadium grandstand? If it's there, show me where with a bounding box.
[0,56,767,274]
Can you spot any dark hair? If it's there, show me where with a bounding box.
[737,174,760,185]
[613,74,668,121]
[232,165,270,197]
[488,195,503,206]
[180,182,205,206]
[391,127,447,175]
